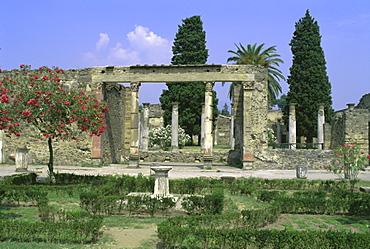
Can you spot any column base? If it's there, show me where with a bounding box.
[128,155,140,168]
[15,168,28,172]
[242,160,253,170]
[91,157,103,166]
[203,156,213,168]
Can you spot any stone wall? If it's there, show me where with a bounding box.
[102,84,128,163]
[356,93,370,109]
[1,68,128,166]
[139,151,229,164]
[330,102,370,153]
[252,149,333,170]
[215,115,231,145]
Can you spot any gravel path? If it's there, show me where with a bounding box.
[1,162,370,181]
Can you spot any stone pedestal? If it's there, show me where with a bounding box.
[15,147,29,172]
[296,166,308,179]
[151,165,172,196]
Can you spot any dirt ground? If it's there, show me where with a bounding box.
[102,226,159,248]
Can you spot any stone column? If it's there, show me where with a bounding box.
[142,103,150,152]
[317,104,325,149]
[15,147,29,172]
[203,82,214,168]
[171,102,179,152]
[0,130,4,163]
[91,84,103,164]
[289,103,297,149]
[129,82,141,167]
[242,81,254,169]
[214,123,218,146]
[200,103,205,152]
[230,103,235,150]
[276,119,282,144]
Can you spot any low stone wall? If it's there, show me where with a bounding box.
[253,149,333,170]
[138,149,333,170]
[139,151,229,164]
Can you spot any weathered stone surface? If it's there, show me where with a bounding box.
[140,151,228,164]
[252,149,333,170]
[356,93,370,109]
[331,103,370,152]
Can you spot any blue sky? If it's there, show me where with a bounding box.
[1,0,369,111]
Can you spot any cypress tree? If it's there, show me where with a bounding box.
[284,10,334,143]
[160,15,218,141]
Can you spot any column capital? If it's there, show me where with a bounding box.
[130,82,141,92]
[289,103,296,109]
[204,81,214,91]
[242,81,255,90]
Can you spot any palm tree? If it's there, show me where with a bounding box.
[225,43,285,106]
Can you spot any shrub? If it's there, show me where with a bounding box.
[149,125,190,150]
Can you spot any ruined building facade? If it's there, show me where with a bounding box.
[1,65,369,170]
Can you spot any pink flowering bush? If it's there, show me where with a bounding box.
[0,65,109,181]
[324,144,370,190]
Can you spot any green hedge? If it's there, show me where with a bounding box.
[0,216,103,244]
[162,205,280,231]
[79,192,176,217]
[157,227,370,248]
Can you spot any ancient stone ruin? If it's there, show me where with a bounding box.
[0,65,369,170]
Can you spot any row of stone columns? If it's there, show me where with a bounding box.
[129,81,216,168]
[288,103,325,149]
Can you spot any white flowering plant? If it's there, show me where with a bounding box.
[149,125,191,151]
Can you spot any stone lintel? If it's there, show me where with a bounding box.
[91,65,266,83]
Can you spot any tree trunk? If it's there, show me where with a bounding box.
[47,137,56,183]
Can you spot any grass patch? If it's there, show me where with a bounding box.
[0,204,39,222]
[282,223,293,228]
[318,224,329,229]
[226,192,270,210]
[103,216,165,229]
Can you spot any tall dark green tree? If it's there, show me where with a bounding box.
[160,15,218,140]
[284,10,334,143]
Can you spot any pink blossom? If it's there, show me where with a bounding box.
[27,99,37,104]
[64,101,70,105]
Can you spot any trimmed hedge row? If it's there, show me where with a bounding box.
[225,178,350,192]
[157,227,370,248]
[0,216,103,244]
[163,205,280,230]
[79,192,176,217]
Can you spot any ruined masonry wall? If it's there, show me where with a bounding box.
[253,149,333,170]
[2,68,127,166]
